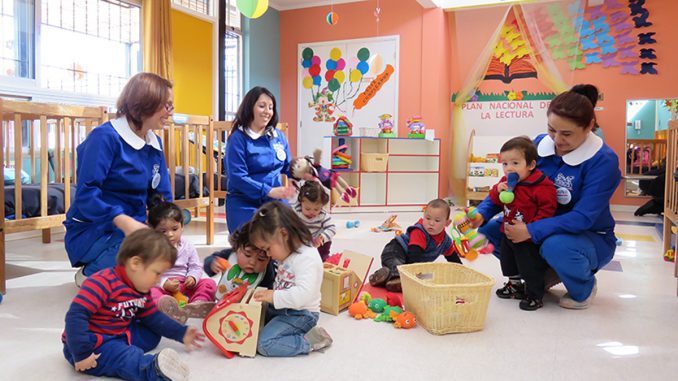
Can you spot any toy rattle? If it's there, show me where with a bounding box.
[499,172,519,204]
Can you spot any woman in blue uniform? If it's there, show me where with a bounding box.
[475,84,621,309]
[64,72,174,283]
[225,87,294,233]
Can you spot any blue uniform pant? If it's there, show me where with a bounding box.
[63,321,166,380]
[226,196,289,234]
[257,305,319,357]
[79,230,125,276]
[480,218,612,302]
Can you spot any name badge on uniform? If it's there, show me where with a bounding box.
[151,164,161,189]
[556,187,571,205]
[273,143,286,161]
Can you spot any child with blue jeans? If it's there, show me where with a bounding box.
[62,229,204,381]
[250,201,333,357]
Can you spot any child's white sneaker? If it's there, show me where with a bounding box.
[158,295,189,324]
[155,348,189,381]
[305,326,333,352]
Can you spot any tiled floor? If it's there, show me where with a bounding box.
[1,211,677,380]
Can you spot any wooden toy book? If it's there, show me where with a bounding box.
[203,284,266,358]
[320,250,373,315]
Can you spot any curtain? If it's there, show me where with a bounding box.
[142,0,174,81]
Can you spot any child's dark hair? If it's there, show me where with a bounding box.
[116,229,177,266]
[426,198,451,219]
[500,136,538,166]
[298,181,329,205]
[229,221,253,251]
[148,202,183,228]
[249,201,312,254]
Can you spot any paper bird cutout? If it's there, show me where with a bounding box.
[640,62,658,75]
[621,61,639,75]
[618,46,636,59]
[639,48,656,59]
[601,54,621,68]
[585,52,602,64]
[638,32,657,45]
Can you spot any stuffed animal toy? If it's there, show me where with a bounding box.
[391,310,417,329]
[367,298,387,313]
[374,305,403,322]
[385,292,403,308]
[290,149,357,204]
[348,301,377,320]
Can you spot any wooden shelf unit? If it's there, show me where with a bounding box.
[323,136,441,208]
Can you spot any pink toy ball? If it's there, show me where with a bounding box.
[326,11,339,25]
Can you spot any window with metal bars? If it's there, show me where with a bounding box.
[0,0,140,99]
[40,0,140,97]
[222,0,241,120]
[172,0,211,16]
[0,0,34,80]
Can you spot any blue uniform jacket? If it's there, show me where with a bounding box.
[226,126,291,207]
[395,223,454,263]
[478,133,621,263]
[64,118,172,266]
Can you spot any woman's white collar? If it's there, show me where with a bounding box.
[239,125,278,140]
[537,132,603,165]
[110,117,162,151]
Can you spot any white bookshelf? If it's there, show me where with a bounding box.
[323,136,441,208]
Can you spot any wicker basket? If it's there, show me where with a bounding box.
[360,152,389,172]
[398,262,494,334]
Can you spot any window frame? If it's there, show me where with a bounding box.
[0,0,142,107]
[219,0,242,121]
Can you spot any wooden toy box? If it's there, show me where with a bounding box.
[320,250,373,315]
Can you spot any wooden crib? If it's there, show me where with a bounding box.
[662,120,678,295]
[0,99,106,293]
[0,100,217,294]
[626,138,667,175]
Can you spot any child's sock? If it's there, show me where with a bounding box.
[305,326,333,352]
[155,348,189,381]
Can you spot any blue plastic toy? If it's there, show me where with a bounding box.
[346,220,360,229]
[0,293,3,304]
[499,172,520,204]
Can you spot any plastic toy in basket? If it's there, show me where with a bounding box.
[450,207,494,261]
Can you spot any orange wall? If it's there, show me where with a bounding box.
[451,1,678,206]
[281,0,678,205]
[280,0,452,198]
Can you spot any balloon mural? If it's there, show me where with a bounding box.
[301,46,392,119]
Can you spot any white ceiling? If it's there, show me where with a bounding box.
[268,0,601,12]
[269,0,368,11]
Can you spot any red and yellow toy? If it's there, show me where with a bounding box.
[450,207,494,261]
